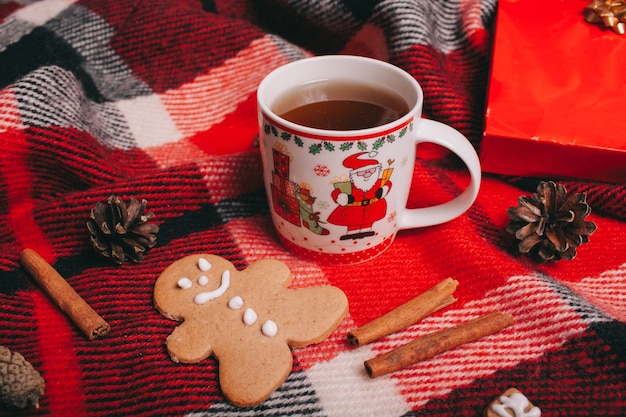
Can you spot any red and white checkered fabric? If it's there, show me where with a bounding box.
[0,1,624,416]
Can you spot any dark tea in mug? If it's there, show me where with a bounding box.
[273,80,409,130]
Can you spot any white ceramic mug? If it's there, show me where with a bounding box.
[257,55,481,264]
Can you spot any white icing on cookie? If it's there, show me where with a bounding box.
[262,320,278,337]
[193,270,230,304]
[198,257,211,272]
[198,275,209,286]
[243,308,257,325]
[228,296,243,310]
[492,392,541,417]
[177,277,192,289]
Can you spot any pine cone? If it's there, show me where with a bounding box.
[0,346,45,409]
[87,195,159,264]
[507,181,597,263]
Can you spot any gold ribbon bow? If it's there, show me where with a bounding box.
[585,0,626,34]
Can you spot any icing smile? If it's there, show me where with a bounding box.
[194,270,231,304]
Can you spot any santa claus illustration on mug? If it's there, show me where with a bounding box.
[327,151,394,240]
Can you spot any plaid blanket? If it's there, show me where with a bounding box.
[1,0,625,416]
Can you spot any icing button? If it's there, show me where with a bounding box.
[262,320,278,337]
[243,308,257,325]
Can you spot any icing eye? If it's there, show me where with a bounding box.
[198,275,209,286]
[177,277,192,289]
[228,296,243,309]
[198,258,211,272]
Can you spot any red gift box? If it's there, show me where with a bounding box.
[481,0,626,183]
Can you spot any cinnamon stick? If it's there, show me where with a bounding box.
[364,311,514,378]
[347,278,458,347]
[20,248,110,340]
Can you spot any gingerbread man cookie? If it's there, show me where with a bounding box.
[485,388,541,417]
[154,254,349,407]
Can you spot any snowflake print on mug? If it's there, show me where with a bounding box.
[314,164,330,177]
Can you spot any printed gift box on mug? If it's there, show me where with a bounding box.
[270,148,300,226]
[481,0,626,183]
[272,148,291,178]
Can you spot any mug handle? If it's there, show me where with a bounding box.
[396,118,482,229]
